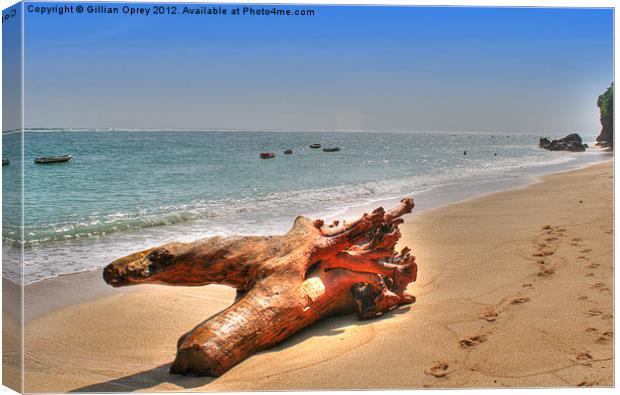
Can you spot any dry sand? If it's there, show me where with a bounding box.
[6,161,613,392]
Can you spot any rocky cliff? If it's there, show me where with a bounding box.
[596,83,613,147]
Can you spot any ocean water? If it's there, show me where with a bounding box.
[1,129,610,283]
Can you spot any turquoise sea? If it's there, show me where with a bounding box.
[1,129,610,283]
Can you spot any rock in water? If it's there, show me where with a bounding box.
[539,138,551,148]
[539,133,586,152]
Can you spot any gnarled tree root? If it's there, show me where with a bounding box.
[103,198,418,377]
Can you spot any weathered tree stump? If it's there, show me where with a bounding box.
[103,198,418,377]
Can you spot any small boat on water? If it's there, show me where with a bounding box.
[309,144,321,149]
[260,152,275,159]
[2,159,9,166]
[34,155,72,164]
[322,147,340,152]
[284,149,293,155]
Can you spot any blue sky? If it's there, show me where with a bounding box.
[12,3,615,133]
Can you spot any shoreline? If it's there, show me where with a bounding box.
[8,148,613,286]
[333,147,612,220]
[8,160,613,391]
[4,158,612,322]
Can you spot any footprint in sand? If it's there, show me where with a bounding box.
[459,334,487,349]
[576,351,593,360]
[585,327,598,333]
[481,308,498,322]
[522,283,533,288]
[595,331,613,344]
[542,225,552,230]
[575,351,593,364]
[533,250,554,257]
[578,256,587,260]
[586,263,600,269]
[588,282,609,291]
[538,266,556,277]
[577,296,588,301]
[577,379,599,387]
[580,248,592,253]
[585,272,594,277]
[424,361,450,378]
[585,309,613,320]
[572,238,582,242]
[510,296,530,304]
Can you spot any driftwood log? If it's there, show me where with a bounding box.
[103,198,418,377]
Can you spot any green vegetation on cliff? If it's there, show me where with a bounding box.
[596,83,613,146]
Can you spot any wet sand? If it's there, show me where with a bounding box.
[6,161,613,391]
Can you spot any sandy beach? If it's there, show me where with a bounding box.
[5,160,613,392]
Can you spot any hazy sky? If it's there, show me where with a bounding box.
[15,4,615,133]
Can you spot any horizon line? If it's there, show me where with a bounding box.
[2,127,597,136]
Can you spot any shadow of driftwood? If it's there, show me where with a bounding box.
[70,364,216,392]
[71,304,413,392]
[266,304,412,354]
